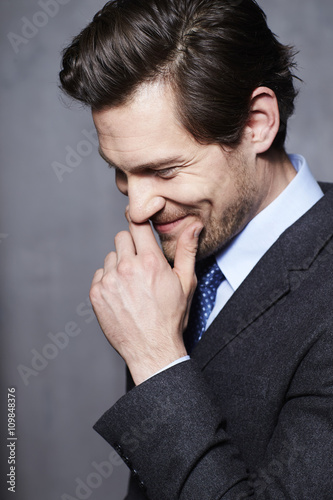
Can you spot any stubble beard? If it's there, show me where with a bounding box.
[159,165,259,265]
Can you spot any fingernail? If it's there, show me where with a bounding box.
[194,226,203,238]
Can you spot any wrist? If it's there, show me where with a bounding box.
[127,345,188,385]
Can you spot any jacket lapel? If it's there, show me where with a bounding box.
[192,239,290,369]
[193,184,333,370]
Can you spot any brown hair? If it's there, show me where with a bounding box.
[59,0,298,150]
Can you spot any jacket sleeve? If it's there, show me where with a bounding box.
[93,327,333,500]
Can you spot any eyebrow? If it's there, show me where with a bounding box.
[98,147,184,172]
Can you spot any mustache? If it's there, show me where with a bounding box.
[150,208,198,225]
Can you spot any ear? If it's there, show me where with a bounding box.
[246,87,280,154]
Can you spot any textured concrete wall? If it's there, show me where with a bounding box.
[1,1,332,499]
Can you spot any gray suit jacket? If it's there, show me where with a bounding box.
[94,183,333,499]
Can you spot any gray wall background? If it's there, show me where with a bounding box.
[0,1,332,499]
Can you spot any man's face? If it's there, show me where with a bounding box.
[93,82,263,263]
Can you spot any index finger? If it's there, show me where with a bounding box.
[129,219,162,255]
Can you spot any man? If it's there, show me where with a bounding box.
[60,0,333,498]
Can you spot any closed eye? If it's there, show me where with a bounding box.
[156,167,179,178]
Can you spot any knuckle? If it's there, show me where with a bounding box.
[117,259,134,277]
[141,251,159,271]
[114,231,129,244]
[93,268,103,279]
[102,272,117,288]
[184,246,197,259]
[104,251,116,267]
[89,283,100,304]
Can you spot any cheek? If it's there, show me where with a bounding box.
[201,181,218,200]
[165,177,216,206]
[199,165,236,205]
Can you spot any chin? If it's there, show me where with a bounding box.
[160,229,227,266]
[160,240,177,266]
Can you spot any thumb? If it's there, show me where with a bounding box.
[173,222,203,295]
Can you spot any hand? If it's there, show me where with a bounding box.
[89,217,203,385]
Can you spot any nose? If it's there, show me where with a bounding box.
[126,175,166,223]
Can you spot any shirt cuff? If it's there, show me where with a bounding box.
[145,356,190,381]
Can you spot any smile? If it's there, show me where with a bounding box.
[152,216,188,234]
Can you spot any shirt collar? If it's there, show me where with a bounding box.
[215,154,324,292]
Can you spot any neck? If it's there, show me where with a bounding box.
[255,149,296,216]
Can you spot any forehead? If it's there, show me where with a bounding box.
[93,82,179,139]
[92,82,199,167]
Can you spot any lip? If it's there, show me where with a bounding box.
[153,216,188,234]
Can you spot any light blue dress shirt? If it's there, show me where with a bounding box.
[207,154,323,328]
[150,155,324,378]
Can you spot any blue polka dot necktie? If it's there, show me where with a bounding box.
[183,256,224,354]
